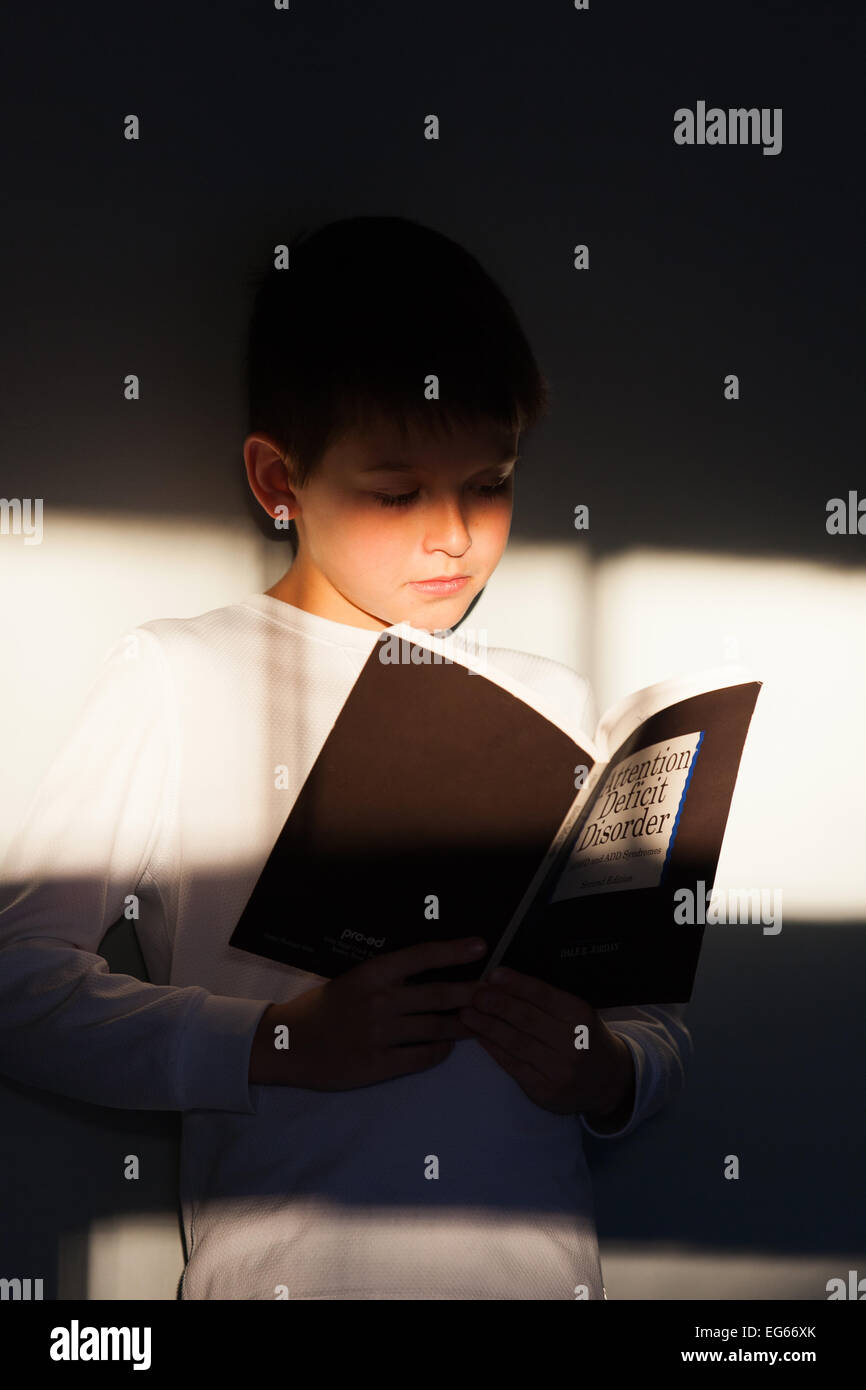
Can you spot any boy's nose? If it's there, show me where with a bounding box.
[422,498,473,547]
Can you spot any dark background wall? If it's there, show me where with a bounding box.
[3,1,862,560]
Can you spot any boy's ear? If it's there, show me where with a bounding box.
[243,436,299,521]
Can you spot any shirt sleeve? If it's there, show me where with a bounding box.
[580,1002,693,1139]
[0,628,271,1114]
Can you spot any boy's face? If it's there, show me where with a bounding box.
[247,415,518,633]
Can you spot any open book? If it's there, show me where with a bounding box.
[229,624,762,1006]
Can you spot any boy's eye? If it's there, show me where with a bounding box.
[371,477,512,509]
[372,489,420,508]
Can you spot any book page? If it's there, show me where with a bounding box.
[595,664,753,761]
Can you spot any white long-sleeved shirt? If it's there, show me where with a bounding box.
[0,592,692,1299]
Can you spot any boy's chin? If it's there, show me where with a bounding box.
[401,601,473,635]
[374,583,481,634]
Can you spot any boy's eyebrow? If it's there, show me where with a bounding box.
[360,447,519,475]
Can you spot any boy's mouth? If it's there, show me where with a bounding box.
[409,576,470,594]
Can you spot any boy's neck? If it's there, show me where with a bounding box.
[265,565,390,633]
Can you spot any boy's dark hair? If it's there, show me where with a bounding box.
[245,215,550,493]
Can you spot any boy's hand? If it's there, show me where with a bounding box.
[248,937,487,1090]
[459,966,636,1124]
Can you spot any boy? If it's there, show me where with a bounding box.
[0,216,691,1299]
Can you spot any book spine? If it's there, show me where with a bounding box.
[481,758,610,976]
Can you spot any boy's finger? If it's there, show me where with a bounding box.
[482,965,590,1026]
[387,1013,477,1046]
[370,937,487,987]
[391,981,480,1014]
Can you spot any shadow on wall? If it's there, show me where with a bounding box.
[2,915,864,1299]
[584,920,866,1257]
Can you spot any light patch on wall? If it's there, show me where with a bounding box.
[591,549,866,923]
[0,510,269,849]
[3,525,863,921]
[461,542,594,680]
